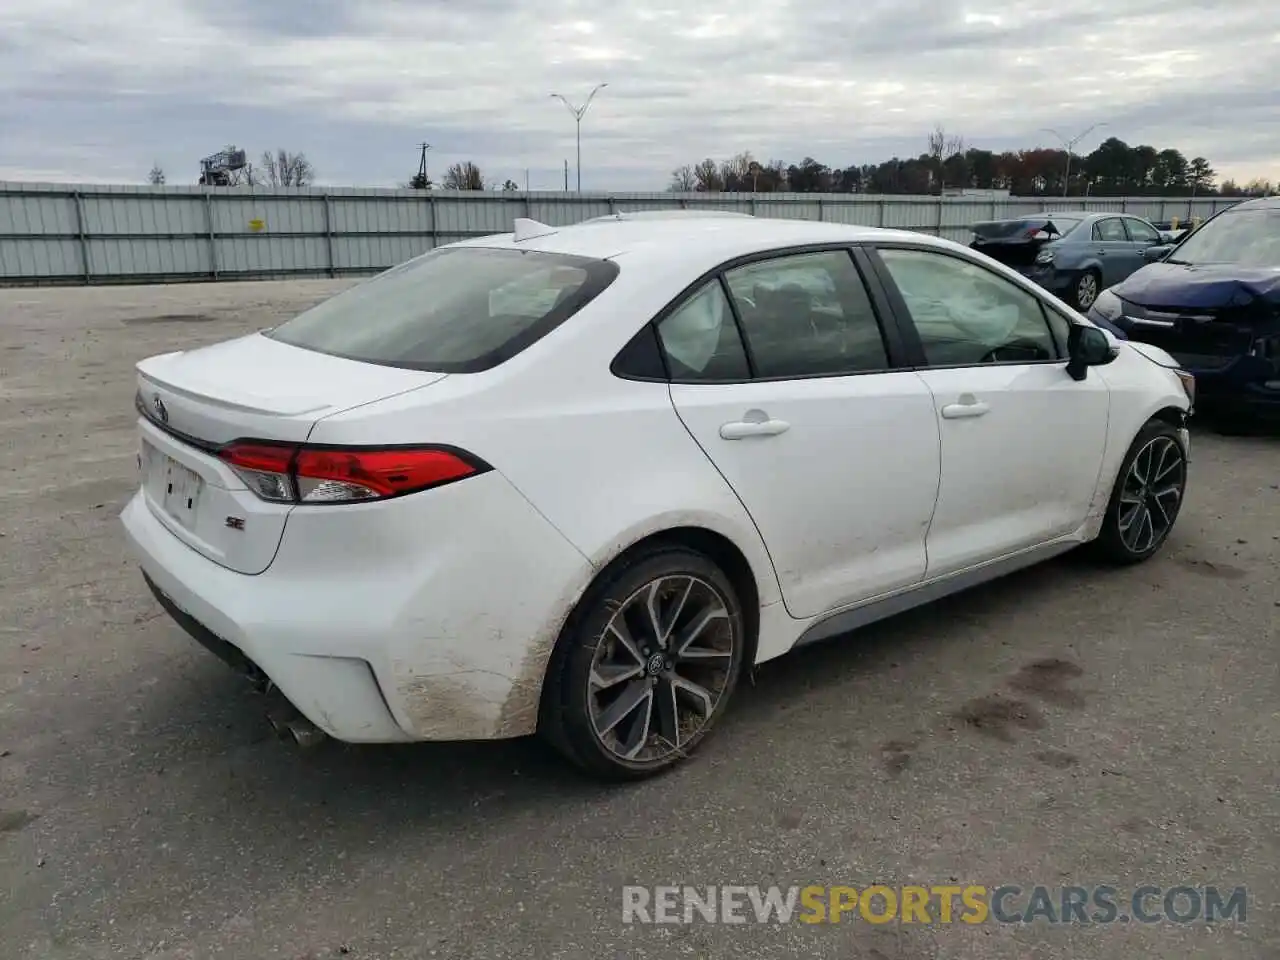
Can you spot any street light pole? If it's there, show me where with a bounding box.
[1041,123,1106,197]
[550,83,608,193]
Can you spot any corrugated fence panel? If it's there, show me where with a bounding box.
[0,192,78,236]
[0,239,81,278]
[87,237,210,277]
[0,183,1253,285]
[333,235,429,271]
[216,236,329,274]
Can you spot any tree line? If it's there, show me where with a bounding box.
[146,130,1274,197]
[667,130,1275,197]
[149,146,315,187]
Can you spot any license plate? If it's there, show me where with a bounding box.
[144,443,204,528]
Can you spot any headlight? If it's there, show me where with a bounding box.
[1034,248,1055,265]
[1175,369,1196,407]
[1091,288,1122,321]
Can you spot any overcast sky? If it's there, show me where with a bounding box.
[1,0,1277,191]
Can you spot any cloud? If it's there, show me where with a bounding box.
[0,0,1277,189]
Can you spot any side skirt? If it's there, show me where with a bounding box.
[793,539,1082,648]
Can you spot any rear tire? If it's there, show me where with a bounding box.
[1092,419,1188,564]
[1073,269,1101,311]
[539,544,747,781]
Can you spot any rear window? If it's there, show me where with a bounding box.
[265,247,619,372]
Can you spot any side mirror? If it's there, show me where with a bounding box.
[1143,244,1172,262]
[1066,324,1118,381]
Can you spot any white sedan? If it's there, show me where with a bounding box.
[121,212,1195,780]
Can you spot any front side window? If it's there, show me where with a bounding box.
[266,247,618,372]
[877,248,1061,367]
[722,250,890,377]
[1125,218,1161,244]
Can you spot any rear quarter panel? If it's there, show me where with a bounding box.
[304,259,785,613]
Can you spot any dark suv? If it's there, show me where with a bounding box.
[1088,196,1280,427]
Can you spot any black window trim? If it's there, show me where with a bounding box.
[863,241,1076,372]
[267,246,621,375]
[610,242,913,385]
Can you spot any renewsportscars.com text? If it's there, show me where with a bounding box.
[621,884,1248,925]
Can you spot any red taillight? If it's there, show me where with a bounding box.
[218,441,486,504]
[294,447,479,501]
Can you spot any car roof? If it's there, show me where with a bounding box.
[1228,196,1280,211]
[453,215,940,269]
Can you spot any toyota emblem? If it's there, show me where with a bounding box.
[152,394,168,423]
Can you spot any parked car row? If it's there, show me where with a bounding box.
[973,198,1278,429]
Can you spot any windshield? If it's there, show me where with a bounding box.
[1167,209,1280,267]
[266,247,619,372]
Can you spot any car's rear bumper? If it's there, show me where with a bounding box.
[121,469,593,743]
[1014,264,1077,294]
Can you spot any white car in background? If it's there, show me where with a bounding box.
[121,213,1195,780]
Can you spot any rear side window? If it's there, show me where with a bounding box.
[266,247,619,372]
[723,251,890,377]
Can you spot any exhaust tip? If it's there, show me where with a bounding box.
[285,716,327,749]
[265,703,327,749]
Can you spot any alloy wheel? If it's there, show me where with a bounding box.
[587,575,737,763]
[1076,273,1099,310]
[1117,435,1185,554]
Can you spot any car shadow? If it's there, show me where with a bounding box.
[120,546,1113,823]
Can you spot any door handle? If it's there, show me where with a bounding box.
[941,399,990,419]
[720,418,790,439]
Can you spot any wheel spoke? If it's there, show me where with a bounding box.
[1118,501,1143,532]
[643,581,667,648]
[1152,482,1182,503]
[655,678,681,749]
[606,618,646,666]
[1131,446,1152,485]
[591,662,644,691]
[678,646,733,662]
[1148,493,1172,531]
[670,672,715,717]
[1152,441,1179,483]
[661,577,695,648]
[617,688,655,760]
[595,679,651,736]
[1136,508,1155,552]
[672,605,728,658]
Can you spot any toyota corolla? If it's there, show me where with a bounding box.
[122,213,1195,780]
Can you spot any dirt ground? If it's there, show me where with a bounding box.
[1,281,1277,960]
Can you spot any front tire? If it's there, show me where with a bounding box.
[539,544,747,781]
[1092,419,1188,564]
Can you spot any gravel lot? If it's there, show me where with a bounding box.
[1,280,1277,960]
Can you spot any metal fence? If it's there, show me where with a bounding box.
[0,182,1236,287]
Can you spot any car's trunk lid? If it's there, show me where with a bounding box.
[134,333,446,573]
[970,218,1070,268]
